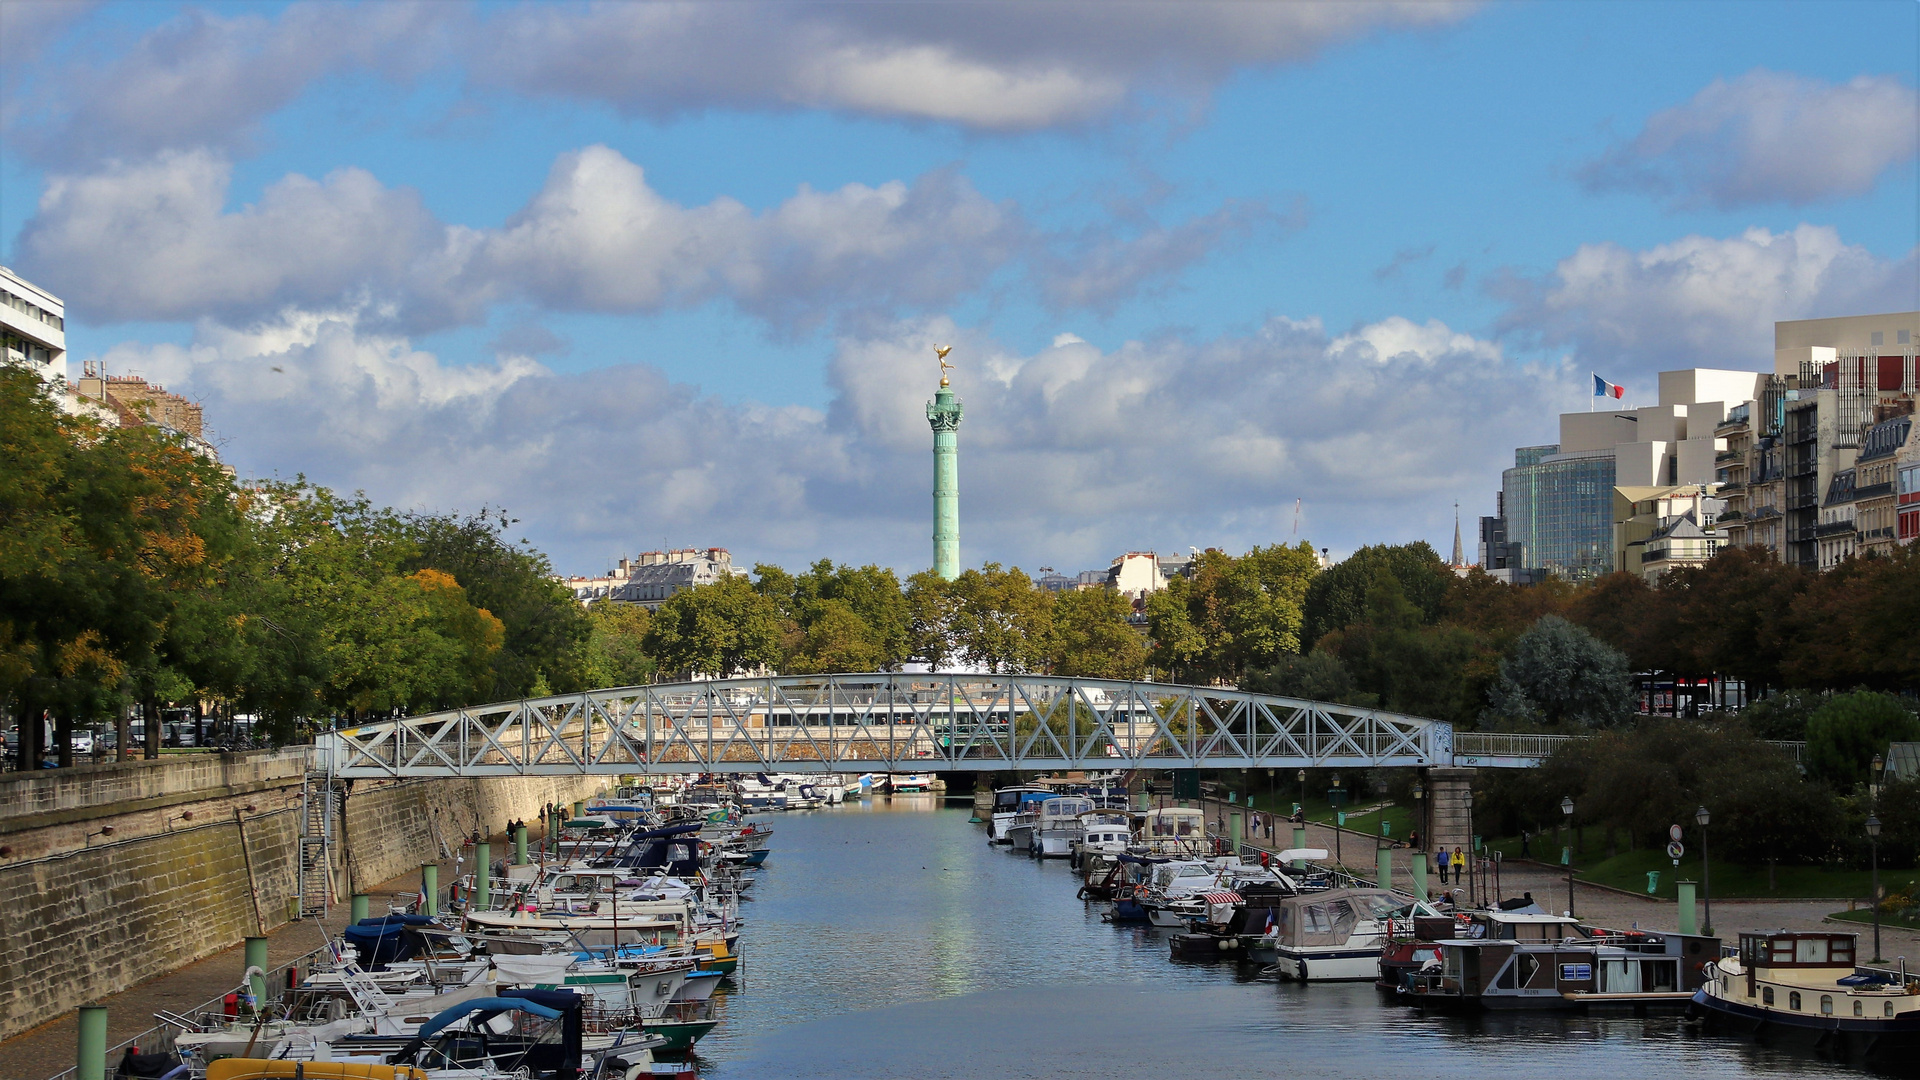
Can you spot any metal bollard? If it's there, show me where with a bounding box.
[1678,880,1698,935]
[475,842,491,910]
[350,894,370,922]
[1377,846,1393,893]
[76,1006,106,1080]
[421,864,439,916]
[244,937,269,1010]
[514,826,528,866]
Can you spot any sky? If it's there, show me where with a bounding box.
[1,0,1915,578]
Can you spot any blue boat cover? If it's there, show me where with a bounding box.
[416,996,563,1038]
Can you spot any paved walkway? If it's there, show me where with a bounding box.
[0,857,470,1080]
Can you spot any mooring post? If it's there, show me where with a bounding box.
[1377,845,1393,892]
[244,936,269,1008]
[570,801,584,819]
[475,842,491,910]
[1229,810,1243,854]
[350,894,369,922]
[514,826,528,865]
[421,864,439,916]
[1292,824,1307,869]
[76,1006,106,1080]
[1411,853,1428,898]
[1677,880,1698,936]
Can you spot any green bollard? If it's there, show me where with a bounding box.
[350,894,370,922]
[1292,825,1308,870]
[1677,880,1698,935]
[76,1006,106,1080]
[1411,855,1428,898]
[421,864,439,916]
[1377,845,1393,892]
[475,843,491,910]
[1229,811,1243,854]
[571,800,584,819]
[514,826,528,866]
[244,936,268,1010]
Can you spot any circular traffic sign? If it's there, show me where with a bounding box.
[1670,824,1684,841]
[1666,840,1685,859]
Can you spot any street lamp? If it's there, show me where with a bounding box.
[1463,789,1475,907]
[1297,769,1307,818]
[1332,774,1344,867]
[1872,753,1885,800]
[1561,796,1576,918]
[1867,814,1884,964]
[1412,780,1425,851]
[1696,805,1713,937]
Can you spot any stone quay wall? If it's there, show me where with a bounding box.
[0,751,608,1042]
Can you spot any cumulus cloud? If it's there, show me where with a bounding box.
[473,2,1477,131]
[96,307,1554,574]
[4,2,448,164]
[1496,224,1919,374]
[16,146,1262,331]
[5,2,1477,164]
[1582,70,1920,208]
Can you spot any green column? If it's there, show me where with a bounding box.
[244,936,269,1009]
[76,1006,106,1080]
[1377,845,1393,892]
[1411,856,1428,898]
[514,826,528,865]
[571,800,584,819]
[1292,825,1307,869]
[1677,880,1698,935]
[474,842,491,910]
[421,864,439,916]
[1229,811,1243,853]
[350,894,369,922]
[926,381,964,580]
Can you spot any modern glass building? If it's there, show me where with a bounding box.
[1502,445,1617,581]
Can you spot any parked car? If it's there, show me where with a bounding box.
[70,731,94,755]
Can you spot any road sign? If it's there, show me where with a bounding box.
[1670,825,1684,841]
[1666,840,1685,859]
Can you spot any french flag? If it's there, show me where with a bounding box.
[1593,374,1625,399]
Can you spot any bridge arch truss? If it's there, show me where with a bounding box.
[314,673,1455,778]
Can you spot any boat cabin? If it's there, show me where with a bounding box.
[1038,797,1094,831]
[1713,931,1917,1019]
[1141,807,1210,854]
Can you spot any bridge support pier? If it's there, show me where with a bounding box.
[1423,766,1476,865]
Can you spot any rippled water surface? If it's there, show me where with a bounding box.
[690,797,1866,1079]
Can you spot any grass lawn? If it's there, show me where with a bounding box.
[1473,829,1915,901]
[1828,908,1920,931]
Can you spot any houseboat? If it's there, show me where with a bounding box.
[1395,915,1717,1010]
[1031,796,1095,858]
[1690,930,1920,1061]
[1255,887,1441,982]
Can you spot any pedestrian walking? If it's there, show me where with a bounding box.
[1520,829,1532,858]
[1450,846,1468,884]
[1435,849,1449,884]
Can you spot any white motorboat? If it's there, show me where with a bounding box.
[1032,796,1094,858]
[988,787,1056,846]
[1259,887,1442,982]
[887,773,937,793]
[1069,812,1134,869]
[1140,806,1216,857]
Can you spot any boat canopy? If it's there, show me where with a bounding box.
[1272,888,1405,947]
[1039,797,1094,821]
[1144,807,1205,837]
[416,996,563,1038]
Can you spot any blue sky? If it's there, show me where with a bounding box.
[2,0,1915,576]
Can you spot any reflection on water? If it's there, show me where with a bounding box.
[693,798,1873,1079]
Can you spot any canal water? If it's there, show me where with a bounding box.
[694,798,1866,1078]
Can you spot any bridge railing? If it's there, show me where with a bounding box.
[1453,731,1807,766]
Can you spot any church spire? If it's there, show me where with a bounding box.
[1452,502,1465,566]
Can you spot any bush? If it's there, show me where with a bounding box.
[1739,689,1821,741]
[1484,616,1634,730]
[1805,691,1920,791]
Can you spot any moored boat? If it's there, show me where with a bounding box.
[1690,930,1920,1062]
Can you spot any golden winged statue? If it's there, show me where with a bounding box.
[935,344,954,386]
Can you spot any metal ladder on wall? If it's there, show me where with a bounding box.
[297,775,335,918]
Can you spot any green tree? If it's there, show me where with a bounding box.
[903,570,960,670]
[1047,587,1147,679]
[403,510,591,698]
[1805,690,1920,791]
[1301,542,1450,648]
[641,574,783,677]
[947,563,1052,673]
[1484,615,1634,729]
[1143,544,1318,683]
[783,599,889,674]
[1738,689,1821,741]
[1317,570,1493,722]
[583,602,656,688]
[1241,650,1375,707]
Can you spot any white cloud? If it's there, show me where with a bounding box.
[16,146,1261,331]
[1582,70,1919,208]
[96,306,1554,575]
[1497,224,1919,374]
[5,2,1477,165]
[467,2,1475,132]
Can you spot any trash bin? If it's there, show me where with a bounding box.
[1646,871,1661,895]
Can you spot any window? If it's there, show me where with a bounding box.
[1821,995,1833,1015]
[1789,991,1802,1011]
[1855,1000,1864,1017]
[1763,987,1775,1005]
[1887,1001,1896,1018]
[1794,937,1829,963]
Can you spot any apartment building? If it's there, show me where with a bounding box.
[565,548,745,608]
[1854,415,1912,557]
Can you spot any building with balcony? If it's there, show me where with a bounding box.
[1897,434,1920,547]
[565,548,745,608]
[1614,485,1726,580]
[1855,415,1911,557]
[1816,467,1859,570]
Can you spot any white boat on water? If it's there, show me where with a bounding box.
[887,773,937,793]
[1257,887,1441,982]
[1139,806,1216,858]
[987,786,1055,845]
[1031,796,1094,858]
